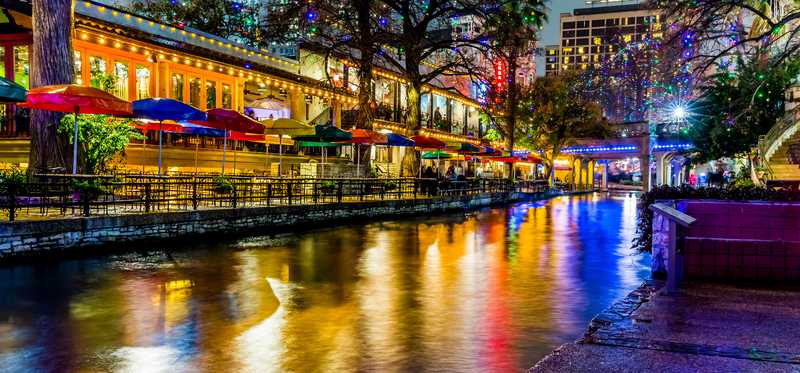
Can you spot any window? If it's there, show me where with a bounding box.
[89,55,107,91]
[113,61,129,99]
[0,47,5,78]
[73,51,82,85]
[136,65,150,99]
[206,80,217,109]
[222,83,232,109]
[171,73,184,101]
[13,46,29,88]
[189,76,201,108]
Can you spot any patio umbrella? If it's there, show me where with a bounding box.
[386,133,415,147]
[0,76,26,103]
[346,129,388,177]
[193,108,265,175]
[262,118,314,176]
[133,98,206,176]
[422,150,453,159]
[410,135,446,149]
[21,84,132,174]
[293,125,352,177]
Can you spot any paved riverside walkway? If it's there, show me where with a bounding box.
[530,282,800,372]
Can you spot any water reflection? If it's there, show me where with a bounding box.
[0,193,648,372]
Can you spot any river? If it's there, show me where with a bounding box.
[0,192,649,372]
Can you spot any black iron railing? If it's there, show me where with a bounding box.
[0,175,552,221]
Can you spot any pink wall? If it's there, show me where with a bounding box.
[676,201,800,282]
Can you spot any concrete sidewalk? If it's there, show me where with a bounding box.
[530,282,800,372]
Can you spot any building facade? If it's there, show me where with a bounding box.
[554,3,662,73]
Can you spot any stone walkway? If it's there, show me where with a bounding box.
[530,282,800,372]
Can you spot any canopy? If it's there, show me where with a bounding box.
[386,133,415,147]
[248,98,289,111]
[422,150,453,159]
[133,98,207,122]
[347,129,388,144]
[262,118,315,136]
[197,108,264,134]
[0,76,26,103]
[411,135,446,149]
[20,84,131,115]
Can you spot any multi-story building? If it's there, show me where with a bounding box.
[0,0,482,175]
[544,45,560,76]
[554,2,662,73]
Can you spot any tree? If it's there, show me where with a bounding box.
[57,115,143,174]
[478,0,546,179]
[28,0,73,173]
[515,74,606,183]
[130,0,266,49]
[655,0,800,74]
[689,55,800,163]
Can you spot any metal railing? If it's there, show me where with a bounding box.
[0,175,534,221]
[758,108,800,177]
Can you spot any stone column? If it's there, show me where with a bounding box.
[602,161,609,191]
[332,98,342,127]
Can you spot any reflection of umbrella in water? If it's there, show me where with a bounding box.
[20,85,132,174]
[262,118,314,176]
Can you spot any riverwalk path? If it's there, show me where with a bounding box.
[530,282,800,372]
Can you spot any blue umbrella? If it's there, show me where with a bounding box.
[386,133,415,147]
[132,98,207,176]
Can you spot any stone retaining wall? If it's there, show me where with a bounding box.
[0,192,534,260]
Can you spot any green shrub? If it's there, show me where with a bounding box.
[213,177,234,194]
[0,166,28,196]
[633,185,800,252]
[72,178,108,201]
[320,180,337,194]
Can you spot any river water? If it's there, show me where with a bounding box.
[0,193,648,373]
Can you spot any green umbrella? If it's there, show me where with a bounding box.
[422,150,453,159]
[297,140,339,147]
[293,125,352,177]
[0,76,27,103]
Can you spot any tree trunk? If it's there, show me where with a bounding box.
[400,83,422,177]
[353,0,374,176]
[29,0,73,174]
[506,53,518,181]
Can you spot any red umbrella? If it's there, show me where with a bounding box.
[411,135,446,149]
[345,129,388,177]
[201,108,264,134]
[134,121,183,133]
[347,129,388,144]
[20,84,132,174]
[191,109,264,175]
[228,131,266,142]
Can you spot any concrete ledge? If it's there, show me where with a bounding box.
[0,192,545,261]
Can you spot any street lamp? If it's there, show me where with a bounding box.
[670,105,688,122]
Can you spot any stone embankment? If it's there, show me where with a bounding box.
[0,192,549,261]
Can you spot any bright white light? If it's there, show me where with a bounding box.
[671,106,687,121]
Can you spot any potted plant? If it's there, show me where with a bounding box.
[1,166,28,221]
[319,180,337,195]
[213,176,234,194]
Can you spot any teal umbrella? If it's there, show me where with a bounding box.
[293,125,352,177]
[0,76,27,103]
[297,140,339,147]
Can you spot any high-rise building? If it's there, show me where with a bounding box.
[554,2,662,74]
[544,45,560,76]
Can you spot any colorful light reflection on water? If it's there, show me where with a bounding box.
[0,193,648,372]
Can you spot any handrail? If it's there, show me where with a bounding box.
[649,203,696,227]
[758,108,800,164]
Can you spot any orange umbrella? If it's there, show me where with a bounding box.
[347,129,388,144]
[20,84,132,174]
